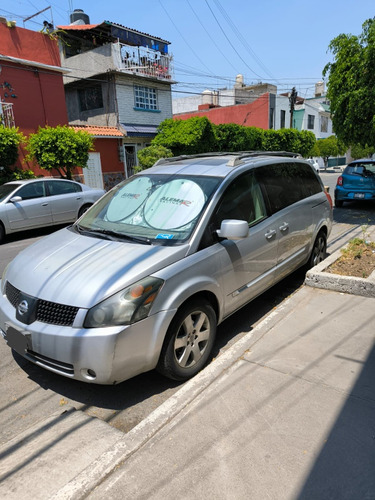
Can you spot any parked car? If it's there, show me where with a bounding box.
[0,178,105,243]
[306,158,320,173]
[0,153,332,384]
[334,159,375,207]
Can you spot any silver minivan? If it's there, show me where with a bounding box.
[0,152,332,384]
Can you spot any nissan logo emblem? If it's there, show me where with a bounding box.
[18,300,29,316]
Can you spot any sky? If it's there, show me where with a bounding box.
[2,0,374,99]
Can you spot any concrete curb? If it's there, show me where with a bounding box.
[305,245,375,298]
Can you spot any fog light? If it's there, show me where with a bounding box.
[81,368,97,380]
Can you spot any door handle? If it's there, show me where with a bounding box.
[265,229,276,240]
[41,203,49,207]
[279,222,289,232]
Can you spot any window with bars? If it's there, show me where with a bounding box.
[134,86,158,110]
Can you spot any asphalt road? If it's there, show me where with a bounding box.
[1,168,375,445]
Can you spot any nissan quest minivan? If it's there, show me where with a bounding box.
[0,152,332,384]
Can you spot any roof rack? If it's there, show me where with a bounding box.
[225,151,302,167]
[153,151,302,168]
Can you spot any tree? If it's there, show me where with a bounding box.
[323,18,375,148]
[137,144,173,171]
[26,125,94,179]
[350,143,374,159]
[152,117,217,155]
[315,136,346,168]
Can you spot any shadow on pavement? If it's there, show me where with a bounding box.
[297,343,375,499]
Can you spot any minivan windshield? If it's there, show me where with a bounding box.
[75,174,221,244]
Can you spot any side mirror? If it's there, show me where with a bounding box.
[216,219,249,240]
[10,196,22,203]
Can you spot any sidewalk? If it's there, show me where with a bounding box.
[1,241,375,499]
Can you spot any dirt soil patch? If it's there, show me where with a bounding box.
[327,238,375,278]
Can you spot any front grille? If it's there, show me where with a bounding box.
[5,281,20,308]
[37,300,78,326]
[26,350,75,376]
[5,281,79,327]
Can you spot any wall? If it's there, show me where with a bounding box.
[173,94,270,129]
[116,74,173,125]
[0,23,68,175]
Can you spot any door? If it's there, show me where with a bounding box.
[84,152,104,190]
[124,145,137,178]
[6,181,53,230]
[212,172,278,317]
[45,180,82,223]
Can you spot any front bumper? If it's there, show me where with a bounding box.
[0,286,175,384]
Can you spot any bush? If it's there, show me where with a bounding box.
[152,117,217,155]
[0,126,25,169]
[137,145,173,171]
[0,167,36,185]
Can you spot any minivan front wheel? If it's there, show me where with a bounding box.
[157,299,217,381]
[308,231,327,269]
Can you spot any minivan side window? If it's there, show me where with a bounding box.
[256,162,321,214]
[213,171,267,226]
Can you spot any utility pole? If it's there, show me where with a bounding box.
[289,87,297,128]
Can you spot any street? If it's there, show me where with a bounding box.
[1,168,375,445]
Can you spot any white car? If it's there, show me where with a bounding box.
[0,178,105,243]
[307,159,320,173]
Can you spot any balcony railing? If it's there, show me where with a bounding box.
[0,102,15,128]
[115,42,173,81]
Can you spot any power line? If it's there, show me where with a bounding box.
[212,0,278,83]
[158,0,215,77]
[204,0,263,80]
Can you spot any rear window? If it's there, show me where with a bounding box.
[256,162,322,214]
[346,162,375,176]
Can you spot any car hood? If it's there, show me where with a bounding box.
[5,228,188,308]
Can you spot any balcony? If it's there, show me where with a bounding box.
[0,102,15,128]
[62,42,174,84]
[116,42,173,81]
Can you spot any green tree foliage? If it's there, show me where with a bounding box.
[0,126,25,169]
[323,18,375,148]
[152,117,217,155]
[137,144,173,171]
[314,135,346,167]
[214,123,264,151]
[350,143,374,159]
[26,125,94,179]
[262,129,316,157]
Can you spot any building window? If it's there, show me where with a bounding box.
[78,86,103,112]
[321,115,328,133]
[134,85,158,110]
[280,110,286,129]
[307,114,315,130]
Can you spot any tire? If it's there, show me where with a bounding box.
[307,231,327,269]
[334,199,343,208]
[157,299,217,381]
[0,223,5,245]
[78,204,91,218]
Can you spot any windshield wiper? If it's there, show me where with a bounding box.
[74,225,152,244]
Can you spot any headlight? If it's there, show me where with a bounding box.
[1,264,9,295]
[84,277,164,328]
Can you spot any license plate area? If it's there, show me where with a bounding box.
[4,325,32,353]
[354,193,365,199]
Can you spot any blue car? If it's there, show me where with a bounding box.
[334,159,375,207]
